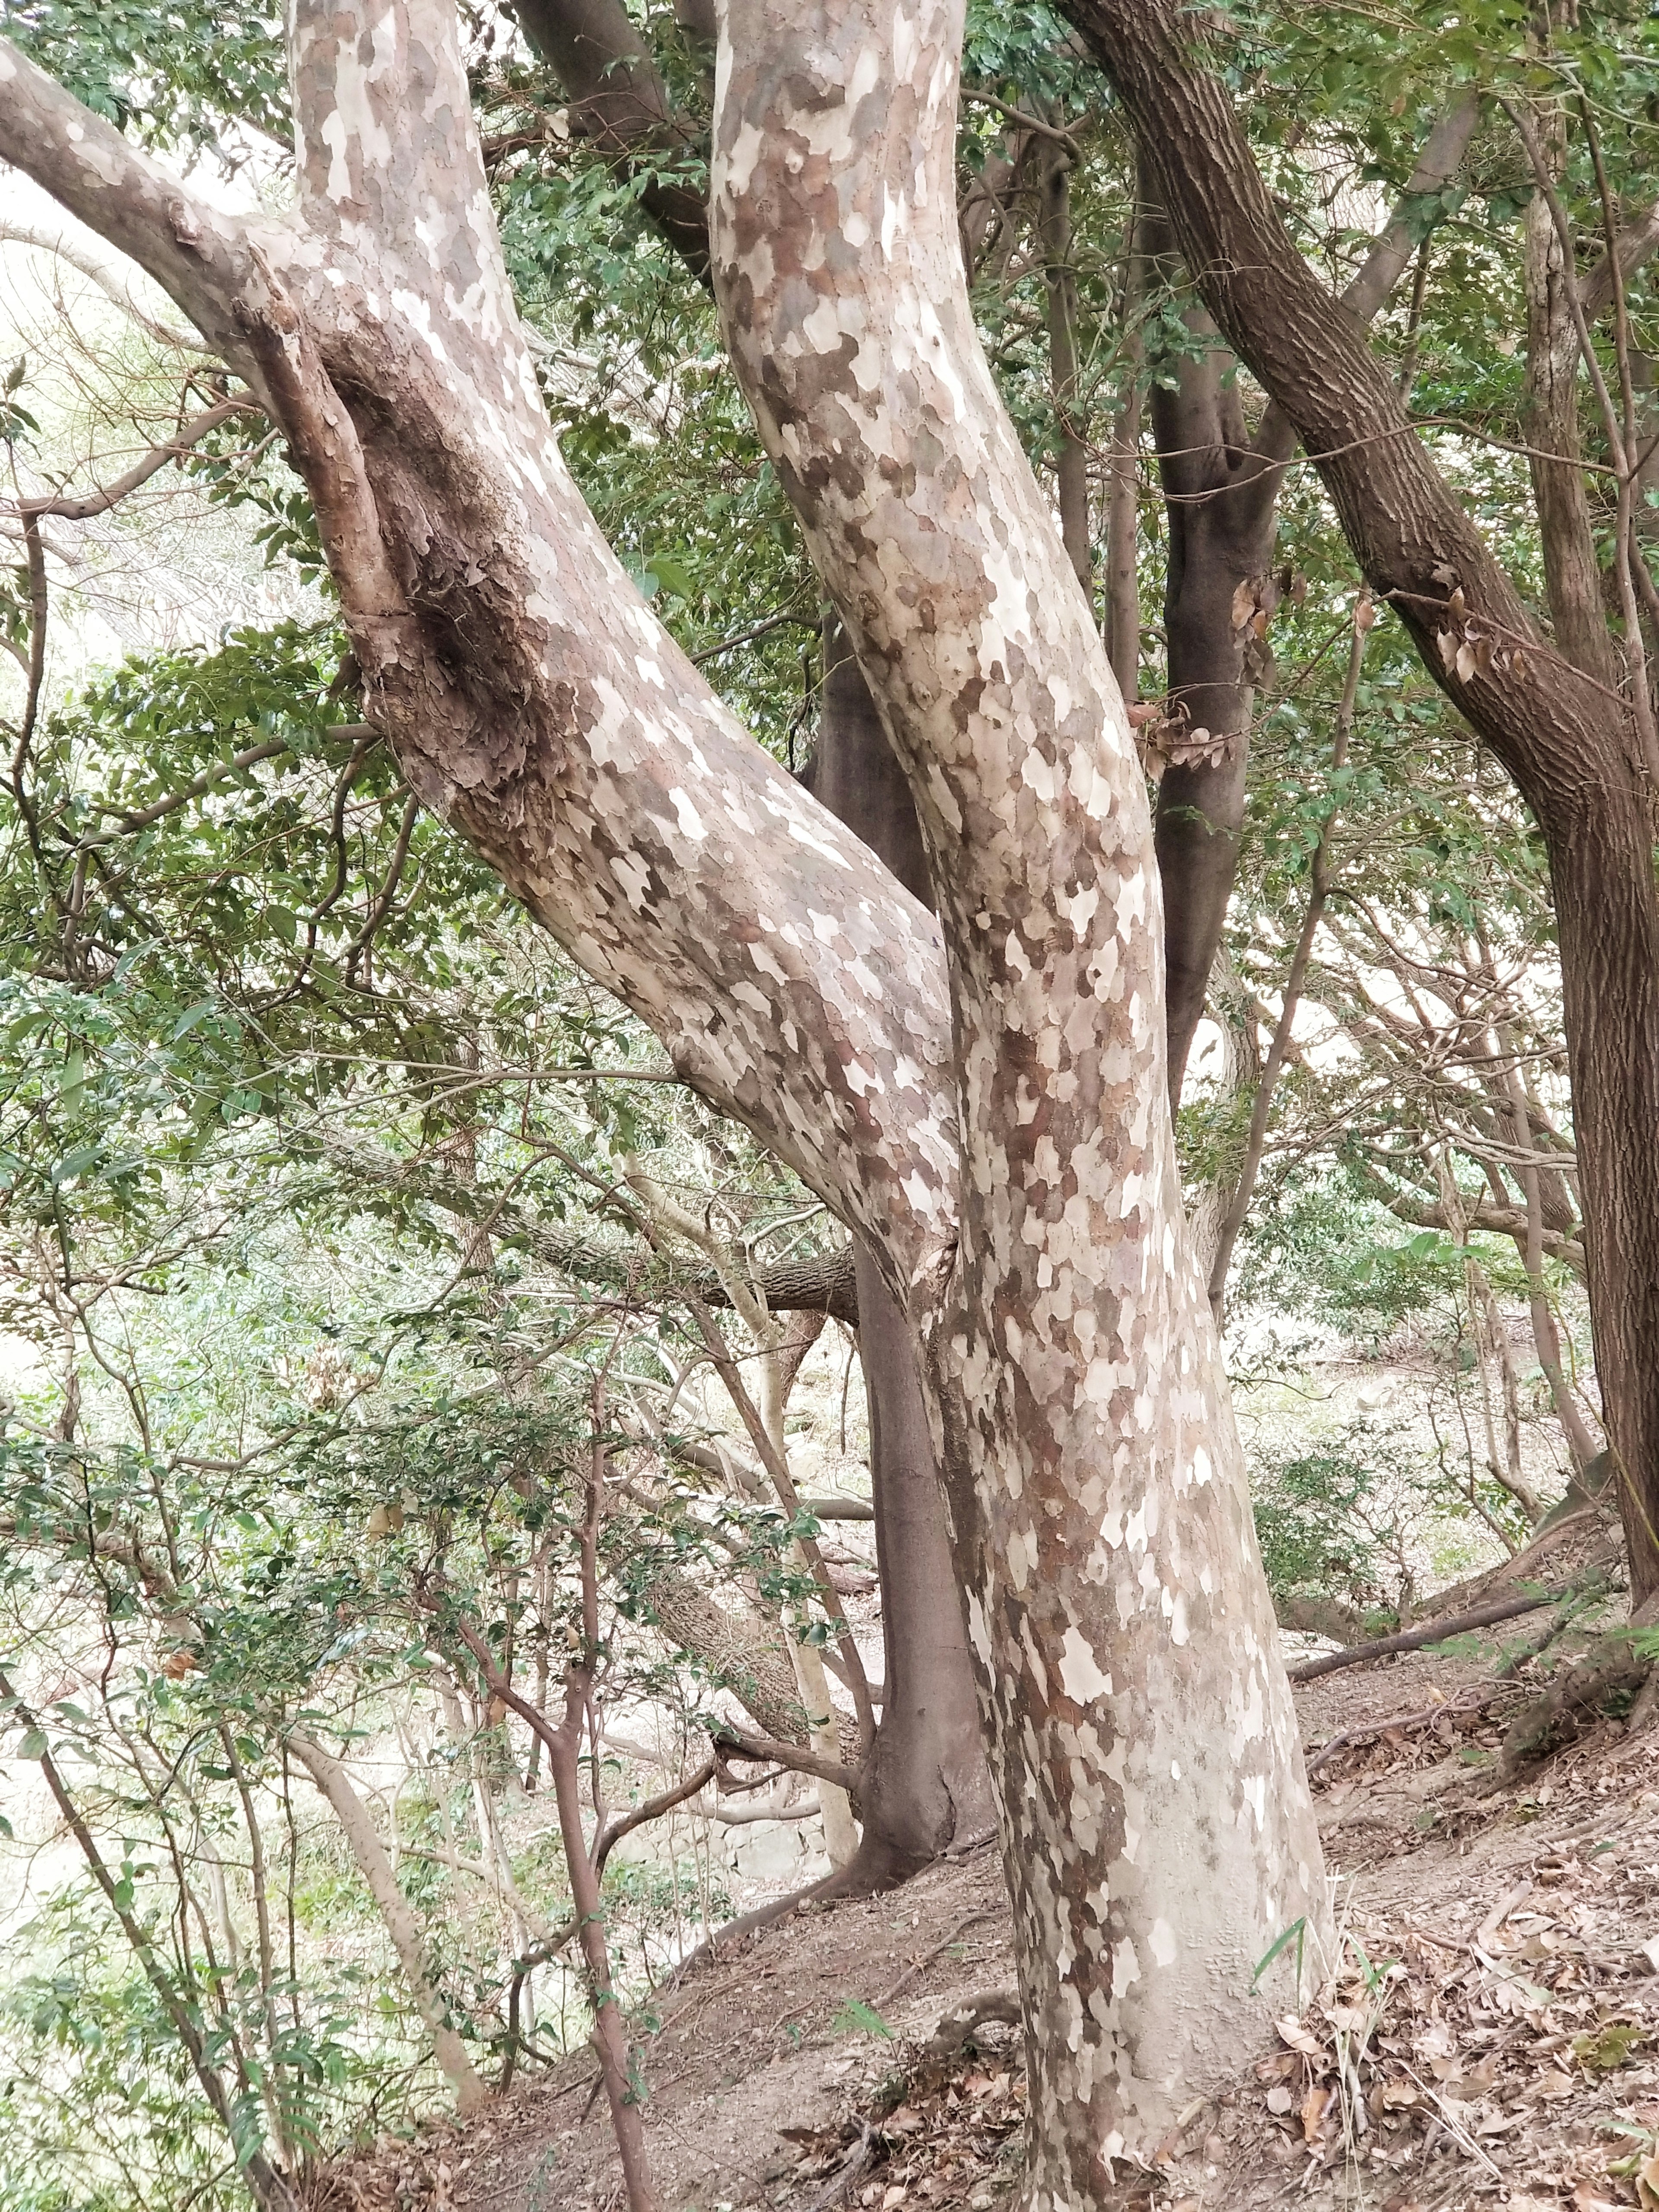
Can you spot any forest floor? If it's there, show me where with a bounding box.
[317,1635,1659,2212]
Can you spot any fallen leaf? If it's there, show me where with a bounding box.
[1300,2081,1335,2144]
[1532,2069,1577,2100]
[1638,2151,1659,2211]
[1576,2186,1625,2212]
[884,2105,922,2133]
[1643,1936,1659,1974]
[1277,2015,1323,2057]
[1574,2022,1645,2072]
[882,2188,907,2210]
[1265,2085,1293,2116]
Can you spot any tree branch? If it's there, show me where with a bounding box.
[0,38,253,365]
[19,397,262,522]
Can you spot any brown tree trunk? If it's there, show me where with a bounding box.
[1144,95,1480,1097]
[1522,114,1619,687]
[807,622,997,1884]
[1103,195,1145,702]
[1039,142,1093,601]
[1144,191,1281,1097]
[841,1243,997,1882]
[1065,0,1659,1604]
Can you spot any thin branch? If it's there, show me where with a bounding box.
[17,397,263,522]
[1208,599,1372,1309]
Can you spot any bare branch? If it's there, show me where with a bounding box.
[18,397,264,522]
[0,223,214,351]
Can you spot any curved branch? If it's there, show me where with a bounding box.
[19,397,262,522]
[0,38,254,365]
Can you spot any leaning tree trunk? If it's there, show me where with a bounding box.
[0,8,1330,2193]
[710,0,1329,2192]
[1065,0,1659,1605]
[287,1732,489,2112]
[521,0,992,1888]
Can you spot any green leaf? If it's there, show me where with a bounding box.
[1251,1915,1308,1995]
[831,1998,895,2040]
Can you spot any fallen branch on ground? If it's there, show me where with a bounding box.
[1288,1589,1573,1682]
[1305,1686,1506,1781]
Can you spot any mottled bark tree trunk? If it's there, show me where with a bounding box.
[0,6,1331,2195]
[1065,0,1659,1605]
[522,0,991,1888]
[710,0,1328,2193]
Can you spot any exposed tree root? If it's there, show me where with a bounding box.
[1497,1592,1659,1780]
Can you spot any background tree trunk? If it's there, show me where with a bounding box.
[287,1732,489,2113]
[1067,0,1659,1602]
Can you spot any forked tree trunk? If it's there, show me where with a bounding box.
[0,9,1330,2193]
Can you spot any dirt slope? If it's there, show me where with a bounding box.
[315,1643,1659,2212]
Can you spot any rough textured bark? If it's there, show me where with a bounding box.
[642,1558,834,1748]
[710,0,1328,2191]
[1144,94,1480,1096]
[1065,0,1659,1607]
[0,8,1330,2190]
[287,1732,488,2112]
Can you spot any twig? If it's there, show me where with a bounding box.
[874,1907,1004,2014]
[1305,1686,1503,1780]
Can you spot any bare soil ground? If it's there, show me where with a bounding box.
[314,1635,1659,2212]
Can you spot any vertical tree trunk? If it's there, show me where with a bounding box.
[1144,191,1281,1097]
[1522,118,1619,687]
[1040,143,1093,601]
[713,4,1332,2186]
[1103,192,1145,703]
[842,1243,998,1881]
[1140,99,1481,1096]
[808,617,995,1888]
